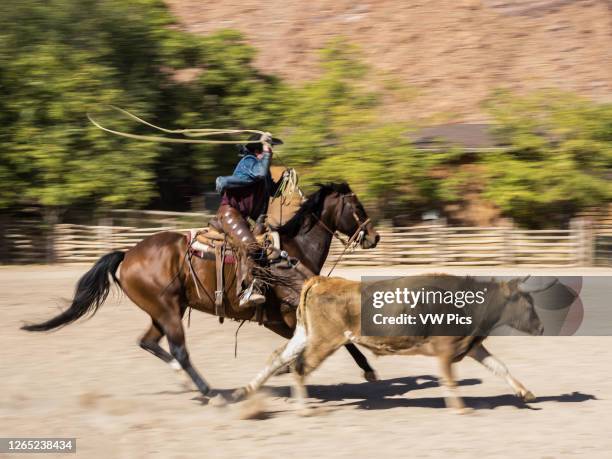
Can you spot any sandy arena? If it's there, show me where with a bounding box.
[2,265,612,458]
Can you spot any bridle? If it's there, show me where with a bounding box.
[313,192,372,276]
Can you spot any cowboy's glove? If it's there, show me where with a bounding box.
[260,132,273,145]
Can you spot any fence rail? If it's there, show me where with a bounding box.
[53,224,178,263]
[1,215,606,266]
[326,224,585,267]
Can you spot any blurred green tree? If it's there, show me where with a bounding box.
[1,0,609,232]
[278,40,462,218]
[482,90,612,227]
[0,0,284,219]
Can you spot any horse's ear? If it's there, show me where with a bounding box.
[340,182,352,194]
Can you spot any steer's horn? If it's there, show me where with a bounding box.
[517,276,558,294]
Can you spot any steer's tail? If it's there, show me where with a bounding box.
[297,276,325,332]
[21,251,125,332]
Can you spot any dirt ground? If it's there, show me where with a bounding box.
[2,265,612,458]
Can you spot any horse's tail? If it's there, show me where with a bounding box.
[22,251,125,332]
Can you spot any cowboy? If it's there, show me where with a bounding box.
[215,132,284,309]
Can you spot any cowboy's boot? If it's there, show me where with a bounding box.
[217,205,267,310]
[238,242,269,309]
[238,277,266,309]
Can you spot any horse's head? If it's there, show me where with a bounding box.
[319,183,380,249]
[276,182,380,250]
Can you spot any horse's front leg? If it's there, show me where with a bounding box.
[345,343,378,382]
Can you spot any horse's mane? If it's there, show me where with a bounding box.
[275,182,352,237]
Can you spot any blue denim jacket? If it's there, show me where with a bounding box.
[215,152,273,194]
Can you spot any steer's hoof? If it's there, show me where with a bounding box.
[297,405,315,417]
[364,370,379,382]
[520,390,536,403]
[231,387,249,402]
[454,407,474,415]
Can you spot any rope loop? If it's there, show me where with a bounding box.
[87,105,271,144]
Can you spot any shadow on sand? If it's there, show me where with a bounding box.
[206,375,596,412]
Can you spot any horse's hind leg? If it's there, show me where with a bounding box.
[139,320,174,365]
[159,306,211,396]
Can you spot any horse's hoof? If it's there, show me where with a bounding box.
[520,390,536,403]
[232,387,249,402]
[209,393,228,408]
[364,370,379,382]
[197,382,211,396]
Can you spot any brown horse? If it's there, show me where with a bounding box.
[22,183,380,396]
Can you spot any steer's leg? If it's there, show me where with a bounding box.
[291,334,346,413]
[291,367,309,413]
[469,343,536,402]
[268,343,292,376]
[438,355,469,414]
[232,324,308,401]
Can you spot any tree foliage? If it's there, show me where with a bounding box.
[278,40,463,216]
[0,0,284,215]
[482,90,612,227]
[280,54,612,225]
[0,2,609,228]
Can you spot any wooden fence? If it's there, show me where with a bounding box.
[327,224,588,267]
[1,217,48,264]
[2,210,604,266]
[44,221,592,266]
[54,224,176,263]
[594,226,612,267]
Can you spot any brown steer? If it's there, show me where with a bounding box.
[236,274,554,413]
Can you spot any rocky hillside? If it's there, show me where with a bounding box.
[166,0,611,121]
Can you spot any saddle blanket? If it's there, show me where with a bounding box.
[185,230,236,263]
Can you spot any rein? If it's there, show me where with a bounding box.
[312,193,371,276]
[324,216,370,277]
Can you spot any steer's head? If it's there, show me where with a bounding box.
[499,276,557,335]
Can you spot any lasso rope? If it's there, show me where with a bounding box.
[92,105,311,249]
[87,105,268,144]
[273,167,303,203]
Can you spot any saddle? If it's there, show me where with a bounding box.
[185,217,283,320]
[189,218,281,257]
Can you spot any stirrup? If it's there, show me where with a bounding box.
[267,250,296,269]
[238,281,266,309]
